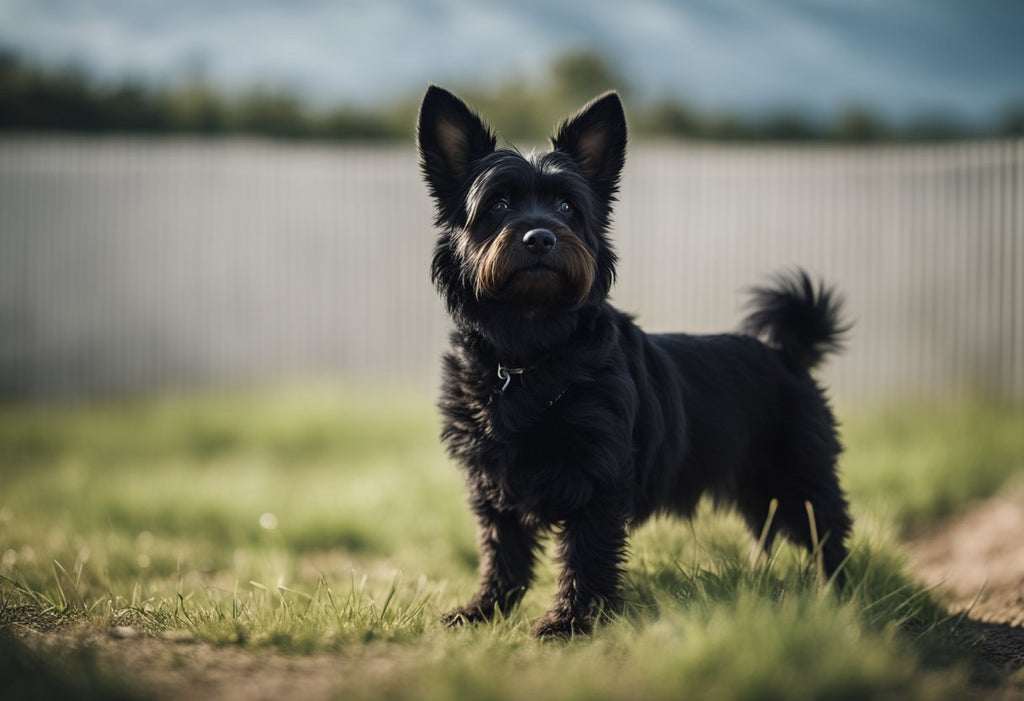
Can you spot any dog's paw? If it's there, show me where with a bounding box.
[440,605,489,627]
[531,611,592,640]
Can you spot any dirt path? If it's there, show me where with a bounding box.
[908,480,1024,627]
[907,479,1024,692]
[2,622,408,701]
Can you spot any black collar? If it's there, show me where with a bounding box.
[495,363,568,409]
[496,363,529,392]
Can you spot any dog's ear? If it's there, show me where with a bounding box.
[417,85,496,222]
[551,92,627,200]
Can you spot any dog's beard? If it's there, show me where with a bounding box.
[473,227,596,307]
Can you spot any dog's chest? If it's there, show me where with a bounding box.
[483,415,595,516]
[471,387,578,470]
[442,380,631,517]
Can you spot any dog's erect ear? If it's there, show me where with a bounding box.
[417,85,496,221]
[551,92,627,200]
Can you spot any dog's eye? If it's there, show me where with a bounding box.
[557,200,573,214]
[491,199,509,212]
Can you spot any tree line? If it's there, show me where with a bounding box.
[2,49,1021,142]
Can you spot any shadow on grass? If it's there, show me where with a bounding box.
[922,617,1024,688]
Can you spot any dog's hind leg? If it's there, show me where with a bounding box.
[738,456,851,588]
[777,491,851,589]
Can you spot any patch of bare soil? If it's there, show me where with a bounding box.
[909,480,1024,627]
[907,479,1024,694]
[0,612,401,701]
[3,628,340,701]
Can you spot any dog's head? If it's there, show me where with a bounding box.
[417,86,626,343]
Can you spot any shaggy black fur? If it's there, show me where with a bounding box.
[417,85,853,639]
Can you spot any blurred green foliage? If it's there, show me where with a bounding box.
[3,48,1021,142]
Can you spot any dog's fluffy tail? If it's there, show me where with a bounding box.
[742,269,848,372]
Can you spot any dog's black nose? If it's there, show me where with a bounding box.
[522,229,556,255]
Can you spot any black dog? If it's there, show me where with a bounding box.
[417,86,852,639]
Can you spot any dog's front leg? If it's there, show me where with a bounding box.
[533,502,627,639]
[442,503,539,626]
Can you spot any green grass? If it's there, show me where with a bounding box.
[1,386,1023,699]
[843,399,1024,531]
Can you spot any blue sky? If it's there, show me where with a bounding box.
[1,0,1021,124]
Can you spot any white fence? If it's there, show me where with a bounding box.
[0,137,1021,403]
